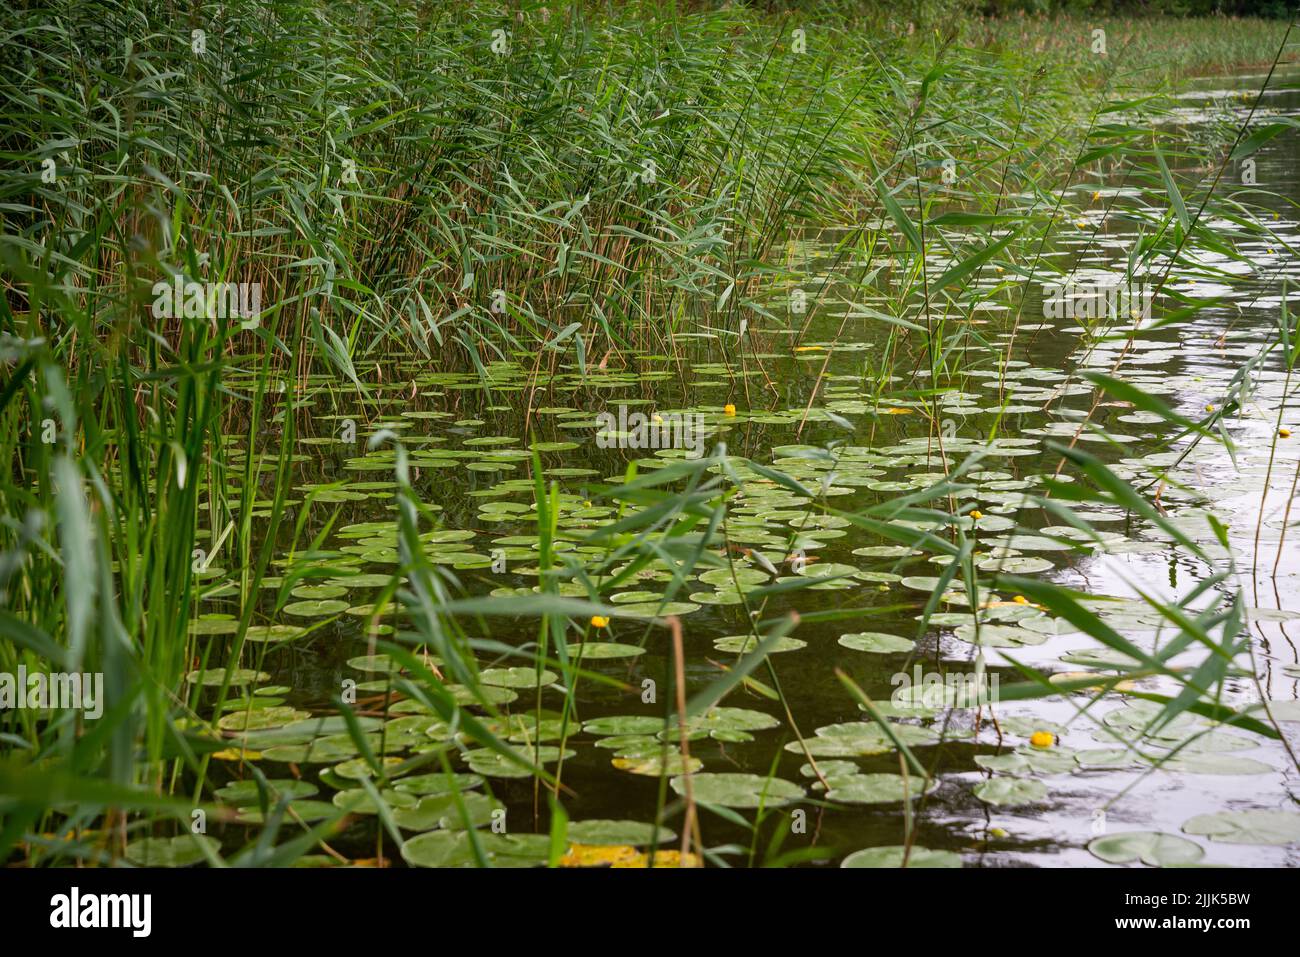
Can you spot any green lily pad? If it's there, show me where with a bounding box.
[125,834,221,867]
[392,792,501,831]
[790,721,938,758]
[236,799,338,824]
[670,772,803,809]
[216,706,310,732]
[584,715,663,736]
[215,778,318,806]
[565,819,676,846]
[672,706,780,737]
[401,831,550,868]
[841,845,961,868]
[392,772,484,795]
[612,751,703,776]
[282,599,349,618]
[480,667,558,688]
[463,746,572,778]
[714,634,807,654]
[1182,810,1300,845]
[332,788,419,814]
[570,642,646,659]
[838,631,915,653]
[186,668,268,687]
[826,773,934,804]
[1157,752,1274,775]
[972,777,1047,806]
[975,747,1076,775]
[1088,831,1205,867]
[953,624,1047,647]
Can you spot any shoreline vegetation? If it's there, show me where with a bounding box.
[2,1,1298,870]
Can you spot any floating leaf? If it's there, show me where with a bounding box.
[838,631,915,653]
[392,792,501,831]
[401,831,551,868]
[566,819,676,846]
[215,778,317,806]
[480,667,557,688]
[972,777,1047,806]
[671,772,803,809]
[1182,810,1300,845]
[1088,831,1205,867]
[826,773,934,804]
[125,835,220,867]
[841,845,961,868]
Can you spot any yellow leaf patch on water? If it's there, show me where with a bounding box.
[559,844,702,868]
[211,748,260,761]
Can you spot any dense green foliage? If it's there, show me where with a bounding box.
[0,1,1296,868]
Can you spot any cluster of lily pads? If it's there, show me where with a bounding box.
[176,294,1300,867]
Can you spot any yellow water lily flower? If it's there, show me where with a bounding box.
[723,403,736,416]
[1029,731,1054,749]
[1280,428,1292,438]
[590,615,609,628]
[1013,595,1029,605]
[969,509,983,520]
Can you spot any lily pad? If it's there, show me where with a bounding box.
[401,831,551,868]
[1182,810,1300,845]
[215,778,318,806]
[480,667,558,688]
[670,772,803,809]
[125,834,221,867]
[838,632,915,653]
[714,634,807,654]
[565,819,676,846]
[972,777,1047,806]
[282,599,349,618]
[392,792,501,831]
[826,773,934,805]
[1088,831,1205,867]
[570,642,646,659]
[841,845,961,868]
